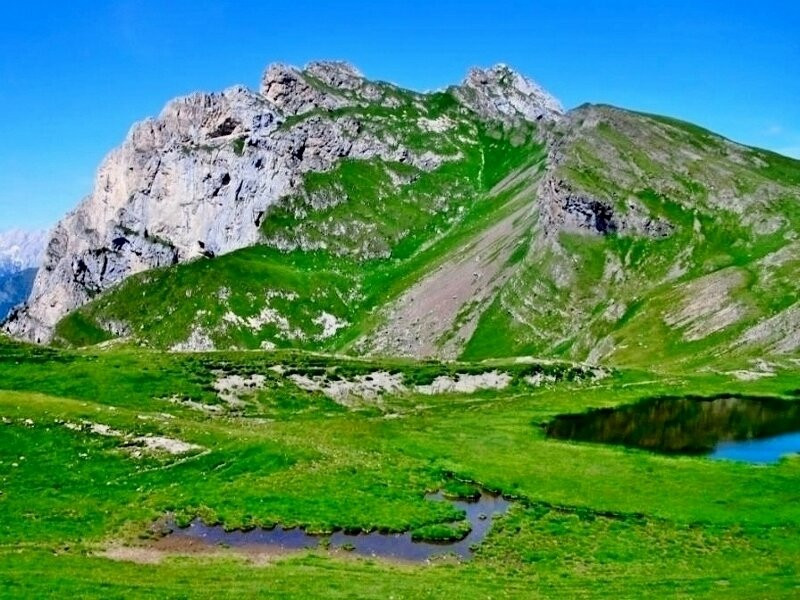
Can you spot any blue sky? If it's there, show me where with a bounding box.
[1,0,798,230]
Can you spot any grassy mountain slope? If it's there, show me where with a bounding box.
[53,90,800,373]
[464,106,800,370]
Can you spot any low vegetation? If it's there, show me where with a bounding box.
[1,335,799,597]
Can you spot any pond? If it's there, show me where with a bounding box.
[545,394,800,464]
[163,490,511,562]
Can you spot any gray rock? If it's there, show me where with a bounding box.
[454,64,564,124]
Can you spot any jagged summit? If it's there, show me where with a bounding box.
[260,60,408,117]
[455,63,564,123]
[261,63,349,116]
[304,61,365,87]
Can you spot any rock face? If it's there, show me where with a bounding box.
[454,64,564,123]
[2,61,462,343]
[536,177,673,238]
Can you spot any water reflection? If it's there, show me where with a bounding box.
[164,490,511,562]
[545,394,800,463]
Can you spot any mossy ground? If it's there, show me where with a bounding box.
[1,336,799,597]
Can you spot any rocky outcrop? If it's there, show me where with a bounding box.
[260,61,398,116]
[537,177,673,238]
[455,64,564,124]
[260,63,354,116]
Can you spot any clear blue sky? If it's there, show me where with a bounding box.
[1,0,798,230]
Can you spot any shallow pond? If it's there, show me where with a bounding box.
[165,490,511,562]
[545,394,800,464]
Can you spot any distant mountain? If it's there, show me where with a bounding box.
[4,62,800,372]
[0,268,38,321]
[0,229,47,320]
[0,229,47,271]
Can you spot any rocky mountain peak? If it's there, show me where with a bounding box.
[2,60,454,343]
[260,62,355,116]
[304,61,364,89]
[455,63,563,123]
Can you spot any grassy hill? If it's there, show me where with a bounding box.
[2,334,800,597]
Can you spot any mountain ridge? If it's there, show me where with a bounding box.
[3,62,799,372]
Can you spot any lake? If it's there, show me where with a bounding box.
[545,394,800,464]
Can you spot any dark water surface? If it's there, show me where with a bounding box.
[545,394,800,464]
[166,491,511,562]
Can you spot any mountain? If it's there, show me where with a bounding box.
[0,228,47,272]
[0,268,38,321]
[4,62,799,372]
[0,229,47,320]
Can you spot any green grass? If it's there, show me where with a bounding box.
[53,311,113,347]
[411,521,471,542]
[231,136,246,156]
[1,340,800,597]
